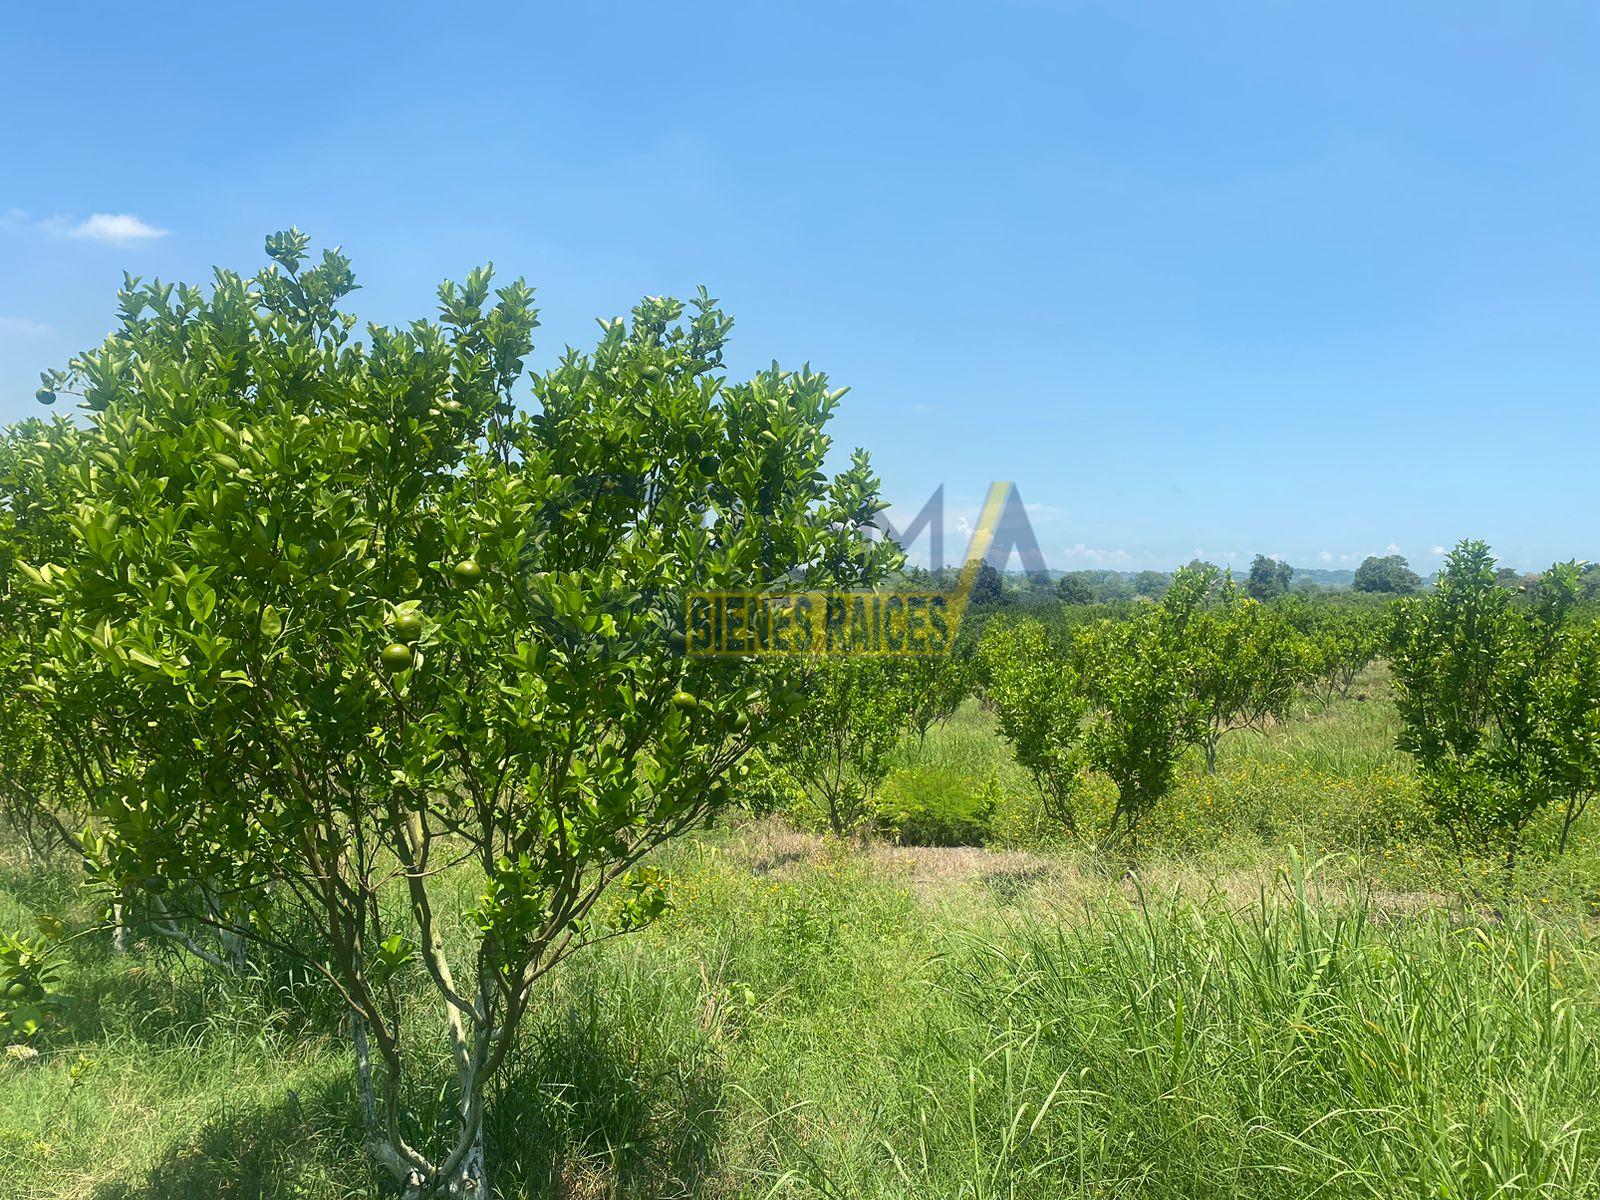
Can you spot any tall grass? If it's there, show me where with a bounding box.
[632,845,1600,1199]
[4,671,1600,1197]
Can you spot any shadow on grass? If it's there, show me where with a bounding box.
[86,997,729,1200]
[980,863,1050,904]
[487,996,729,1199]
[90,1076,375,1200]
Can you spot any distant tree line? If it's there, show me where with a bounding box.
[898,549,1600,611]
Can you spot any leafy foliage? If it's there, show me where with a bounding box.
[15,232,894,1195]
[1354,553,1421,594]
[0,420,89,858]
[1056,573,1094,605]
[1189,579,1306,771]
[900,652,971,746]
[1390,541,1600,888]
[967,560,1006,607]
[772,658,917,836]
[1076,567,1213,844]
[1290,599,1386,708]
[980,566,1219,846]
[978,619,1088,835]
[1244,553,1293,600]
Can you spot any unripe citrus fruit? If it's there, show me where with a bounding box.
[380,643,414,673]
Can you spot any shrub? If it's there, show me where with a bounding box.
[771,657,915,837]
[1189,579,1306,772]
[980,565,1217,849]
[18,231,895,1196]
[1390,540,1600,893]
[1076,566,1212,845]
[0,420,88,860]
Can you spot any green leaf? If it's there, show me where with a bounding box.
[186,582,217,624]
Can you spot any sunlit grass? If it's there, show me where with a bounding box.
[5,671,1600,1197]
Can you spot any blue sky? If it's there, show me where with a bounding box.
[2,3,1596,573]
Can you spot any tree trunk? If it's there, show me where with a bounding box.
[392,1098,487,1198]
[443,1127,487,1198]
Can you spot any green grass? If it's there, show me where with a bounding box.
[5,675,1600,1197]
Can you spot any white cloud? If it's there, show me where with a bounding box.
[66,213,169,244]
[1385,542,1402,555]
[6,209,169,244]
[1057,543,1132,566]
[1317,550,1333,563]
[1429,545,1446,556]
[0,316,51,337]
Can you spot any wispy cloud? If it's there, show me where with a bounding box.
[1385,542,1402,555]
[1429,545,1447,556]
[6,208,169,245]
[1057,543,1132,566]
[66,212,169,244]
[1317,550,1333,563]
[0,316,52,337]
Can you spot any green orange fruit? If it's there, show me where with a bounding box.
[380,643,414,673]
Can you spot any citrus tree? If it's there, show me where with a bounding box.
[18,231,895,1197]
[1075,565,1212,846]
[1390,541,1597,892]
[1190,580,1305,772]
[772,656,916,836]
[0,418,88,859]
[981,566,1214,848]
[1536,618,1600,854]
[902,651,971,746]
[1293,600,1385,708]
[978,617,1087,834]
